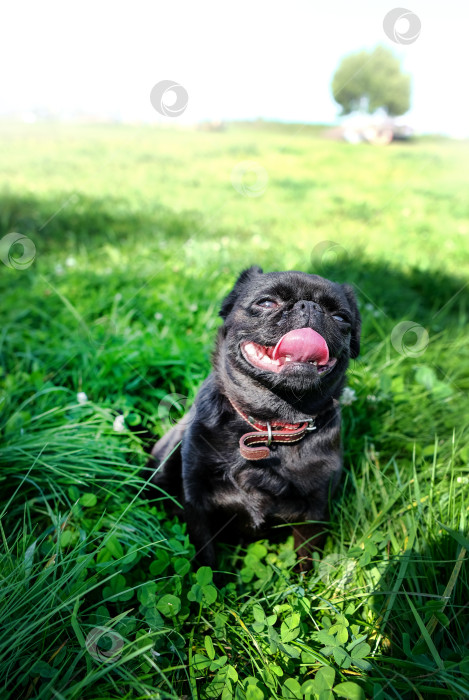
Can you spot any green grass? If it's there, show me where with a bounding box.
[0,121,468,699]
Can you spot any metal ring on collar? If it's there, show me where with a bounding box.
[266,421,272,445]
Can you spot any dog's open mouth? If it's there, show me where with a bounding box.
[241,327,337,375]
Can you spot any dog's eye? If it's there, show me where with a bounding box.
[332,313,348,323]
[256,299,279,309]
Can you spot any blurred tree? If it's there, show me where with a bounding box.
[332,46,411,116]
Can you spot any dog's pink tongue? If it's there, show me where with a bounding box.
[272,327,329,364]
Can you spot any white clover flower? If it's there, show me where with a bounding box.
[65,256,77,267]
[77,391,88,404]
[113,415,126,432]
[341,387,357,406]
[55,263,64,275]
[154,312,163,321]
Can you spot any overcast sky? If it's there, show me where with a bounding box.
[1,0,467,135]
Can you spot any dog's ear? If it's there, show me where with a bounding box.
[219,266,263,319]
[342,284,361,358]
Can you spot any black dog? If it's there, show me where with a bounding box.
[145,267,360,569]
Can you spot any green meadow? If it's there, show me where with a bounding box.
[0,121,468,699]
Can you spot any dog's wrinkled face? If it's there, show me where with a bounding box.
[218,266,361,395]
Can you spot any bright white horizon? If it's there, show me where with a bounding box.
[1,0,468,136]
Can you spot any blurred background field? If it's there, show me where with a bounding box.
[2,121,468,275]
[1,121,468,699]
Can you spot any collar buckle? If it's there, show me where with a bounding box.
[266,421,272,445]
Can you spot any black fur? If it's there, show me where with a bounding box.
[145,268,361,569]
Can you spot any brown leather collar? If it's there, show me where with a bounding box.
[228,398,317,461]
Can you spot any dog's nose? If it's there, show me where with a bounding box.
[296,300,323,314]
[292,300,324,326]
